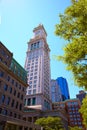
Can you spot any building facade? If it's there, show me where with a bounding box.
[0,42,41,130]
[56,77,70,101]
[52,99,83,128]
[76,90,86,104]
[51,79,62,102]
[24,24,51,110]
[23,107,68,130]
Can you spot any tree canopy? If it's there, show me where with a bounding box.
[79,95,87,127]
[35,116,64,130]
[55,0,87,90]
[69,126,82,130]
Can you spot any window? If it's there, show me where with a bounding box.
[21,95,23,100]
[35,65,38,68]
[17,92,20,98]
[32,97,36,105]
[31,44,33,50]
[14,90,16,96]
[31,70,33,72]
[30,77,33,80]
[22,87,25,92]
[35,69,37,71]
[34,76,37,79]
[10,112,12,116]
[19,84,21,89]
[30,73,33,76]
[4,84,8,91]
[0,71,4,77]
[34,43,36,49]
[35,62,38,64]
[0,57,2,61]
[37,41,39,48]
[14,113,17,118]
[4,109,7,115]
[19,104,22,110]
[34,80,37,83]
[2,95,5,103]
[28,90,31,95]
[33,85,36,88]
[29,81,32,84]
[6,97,10,105]
[6,55,9,59]
[0,108,2,114]
[7,76,10,81]
[11,99,15,107]
[1,49,5,56]
[11,79,14,85]
[15,82,18,87]
[33,89,36,94]
[34,72,37,75]
[29,85,32,89]
[27,98,31,105]
[16,101,18,109]
[9,87,12,93]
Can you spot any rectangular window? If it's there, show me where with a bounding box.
[11,79,14,85]
[28,90,31,95]
[15,82,18,87]
[6,97,10,105]
[29,81,32,84]
[9,87,12,93]
[34,72,37,75]
[16,101,18,109]
[30,73,33,76]
[4,84,8,91]
[30,77,33,80]
[0,71,4,77]
[0,57,2,61]
[2,95,5,103]
[34,76,37,79]
[32,97,36,105]
[33,89,36,94]
[31,44,33,50]
[11,99,15,107]
[19,104,22,110]
[7,76,10,81]
[34,80,37,83]
[27,98,31,106]
[33,85,36,88]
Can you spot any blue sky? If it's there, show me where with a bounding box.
[0,0,83,98]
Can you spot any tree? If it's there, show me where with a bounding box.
[69,126,82,130]
[79,95,87,127]
[35,116,64,130]
[55,0,87,90]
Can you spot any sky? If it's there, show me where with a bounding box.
[0,0,83,98]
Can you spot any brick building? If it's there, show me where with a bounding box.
[52,98,83,128]
[0,42,40,130]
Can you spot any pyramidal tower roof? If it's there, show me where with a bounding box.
[33,24,47,36]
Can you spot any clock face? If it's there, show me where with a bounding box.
[35,30,41,36]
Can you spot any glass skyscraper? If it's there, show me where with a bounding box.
[56,77,70,101]
[51,79,62,102]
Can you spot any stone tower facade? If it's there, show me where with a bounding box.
[25,24,51,110]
